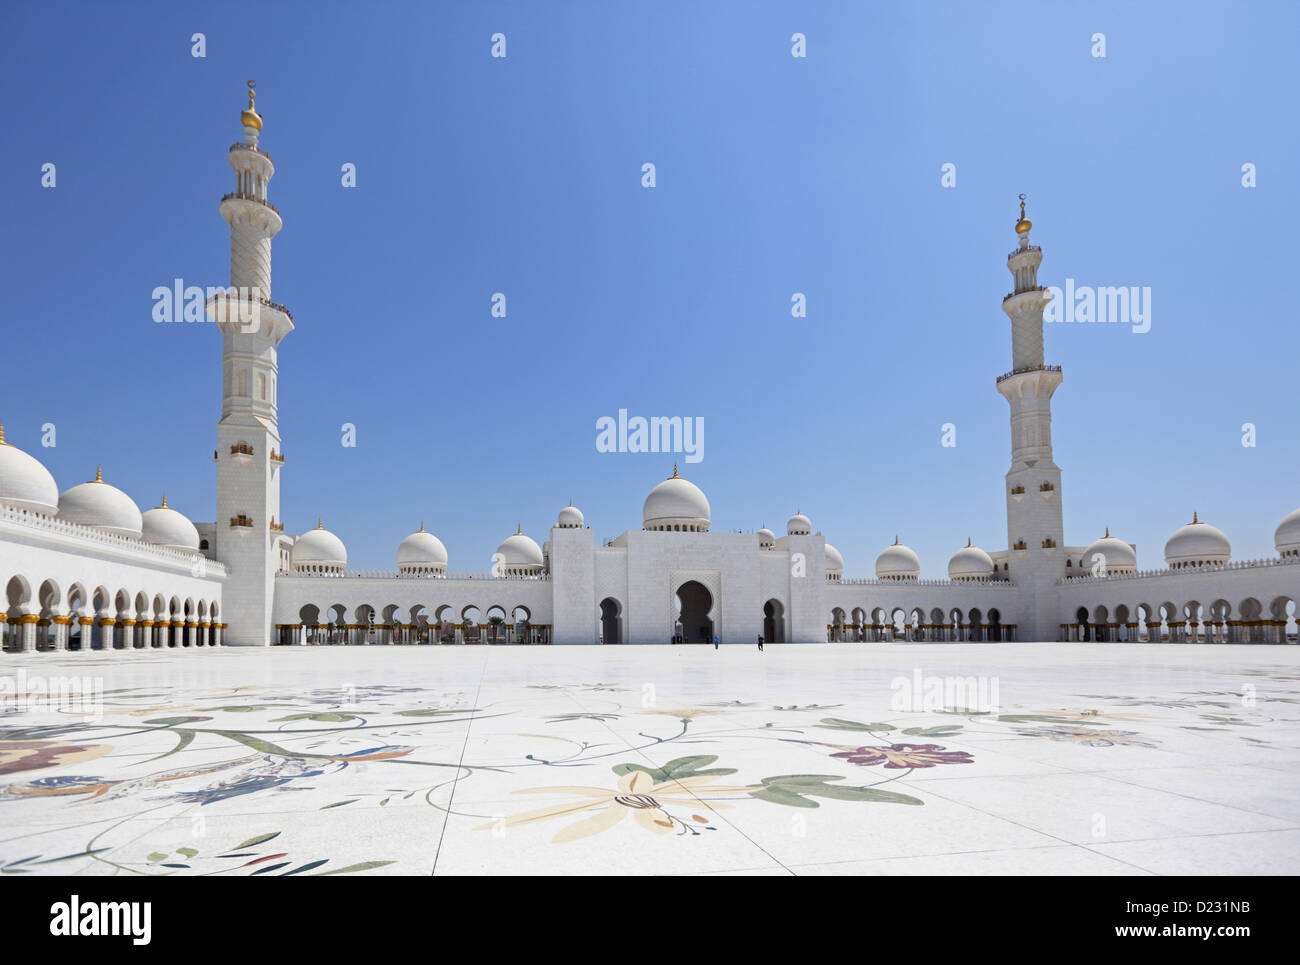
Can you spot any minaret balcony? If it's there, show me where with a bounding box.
[229,142,274,162]
[996,363,1062,384]
[1002,285,1050,305]
[1039,481,1056,501]
[230,442,254,465]
[1009,485,1025,501]
[220,192,279,215]
[230,514,255,530]
[206,290,294,344]
[270,449,285,465]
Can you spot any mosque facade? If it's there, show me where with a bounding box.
[3,90,1299,652]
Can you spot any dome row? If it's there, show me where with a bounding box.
[0,428,199,551]
[5,431,1296,576]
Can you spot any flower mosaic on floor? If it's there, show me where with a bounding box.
[1,646,1297,874]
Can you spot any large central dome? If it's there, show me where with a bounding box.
[643,466,710,532]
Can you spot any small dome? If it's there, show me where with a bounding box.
[1275,508,1300,557]
[876,538,921,581]
[292,520,348,572]
[397,523,448,573]
[141,496,200,551]
[1080,528,1136,574]
[824,543,844,580]
[496,527,544,572]
[557,503,585,529]
[643,466,710,531]
[757,526,775,548]
[58,468,143,538]
[948,539,994,581]
[1164,512,1230,568]
[787,511,812,536]
[0,425,59,514]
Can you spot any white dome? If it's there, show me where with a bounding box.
[0,428,59,514]
[496,528,544,568]
[557,503,585,528]
[643,467,710,531]
[57,469,142,538]
[292,522,348,571]
[757,526,775,548]
[397,524,448,570]
[876,539,921,580]
[1080,530,1136,574]
[141,497,200,551]
[787,512,812,536]
[824,543,844,580]
[1164,513,1230,567]
[948,540,994,581]
[1275,508,1300,557]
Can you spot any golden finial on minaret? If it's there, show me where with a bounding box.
[241,80,263,132]
[93,467,103,483]
[966,537,972,547]
[1015,193,1032,234]
[894,535,900,545]
[671,464,679,479]
[1192,511,1199,524]
[1104,526,1109,538]
[0,424,6,446]
[516,523,522,535]
[161,494,168,508]
[317,518,323,529]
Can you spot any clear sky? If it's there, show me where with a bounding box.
[2,0,1297,575]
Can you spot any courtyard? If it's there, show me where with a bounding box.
[1,643,1297,876]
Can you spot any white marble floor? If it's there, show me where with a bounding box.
[1,643,1297,876]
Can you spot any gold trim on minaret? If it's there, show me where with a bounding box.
[241,80,263,131]
[1015,193,1032,234]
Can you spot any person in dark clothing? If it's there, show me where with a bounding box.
[757,634,764,651]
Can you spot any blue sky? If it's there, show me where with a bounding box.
[2,0,1297,575]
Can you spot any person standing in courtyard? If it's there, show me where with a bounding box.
[757,634,764,651]
[714,634,719,649]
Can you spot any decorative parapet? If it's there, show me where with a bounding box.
[1001,285,1049,305]
[837,576,1015,588]
[270,448,285,464]
[1013,540,1027,550]
[996,363,1061,384]
[268,517,284,532]
[0,504,227,578]
[1057,555,1300,586]
[277,570,553,582]
[231,443,255,456]
[1010,485,1025,495]
[1039,482,1055,492]
[220,191,280,215]
[230,514,254,528]
[229,142,273,160]
[1042,537,1057,548]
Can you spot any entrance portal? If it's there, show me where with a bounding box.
[763,599,785,643]
[599,597,622,644]
[676,580,714,643]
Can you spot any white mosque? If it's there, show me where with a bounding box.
[2,87,1299,652]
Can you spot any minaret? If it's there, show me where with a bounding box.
[206,82,294,646]
[997,196,1064,639]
